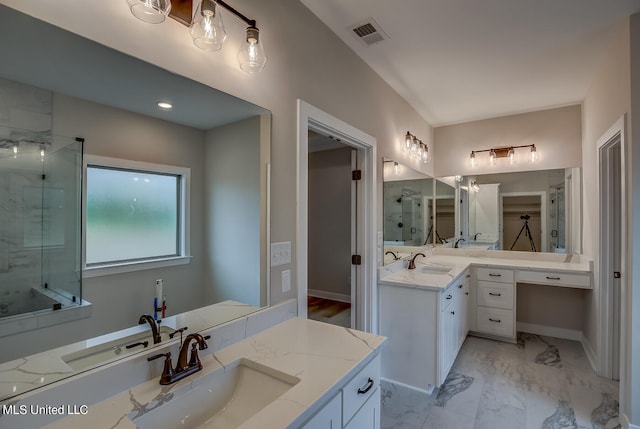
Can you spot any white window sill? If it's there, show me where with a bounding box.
[82,256,192,278]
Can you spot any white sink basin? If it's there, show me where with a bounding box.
[420,265,452,275]
[131,358,300,429]
[62,326,174,371]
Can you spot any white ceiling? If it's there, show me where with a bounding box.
[301,0,640,126]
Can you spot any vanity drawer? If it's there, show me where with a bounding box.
[477,281,514,310]
[476,267,514,283]
[517,270,591,289]
[476,307,514,338]
[342,355,380,425]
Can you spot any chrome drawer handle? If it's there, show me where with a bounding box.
[446,294,452,300]
[546,276,561,280]
[357,378,374,395]
[489,273,502,277]
[489,292,502,297]
[489,318,501,323]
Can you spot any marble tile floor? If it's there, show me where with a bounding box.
[381,333,620,429]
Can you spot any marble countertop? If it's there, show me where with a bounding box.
[0,300,259,401]
[378,248,592,292]
[43,318,386,429]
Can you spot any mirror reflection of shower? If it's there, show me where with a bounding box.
[0,126,83,320]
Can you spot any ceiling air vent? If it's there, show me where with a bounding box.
[350,18,388,47]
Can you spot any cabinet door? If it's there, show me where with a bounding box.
[300,393,341,429]
[344,387,380,429]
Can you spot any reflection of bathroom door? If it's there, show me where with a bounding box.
[597,117,624,382]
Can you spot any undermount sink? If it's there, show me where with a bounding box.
[61,326,174,371]
[419,265,453,275]
[131,358,300,429]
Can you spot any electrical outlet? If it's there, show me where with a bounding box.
[281,269,291,293]
[271,241,291,267]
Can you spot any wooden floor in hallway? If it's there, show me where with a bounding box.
[307,296,351,328]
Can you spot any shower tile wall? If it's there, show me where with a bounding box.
[0,78,52,314]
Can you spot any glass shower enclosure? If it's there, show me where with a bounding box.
[0,127,83,319]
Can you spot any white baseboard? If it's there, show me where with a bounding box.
[622,413,639,429]
[308,289,351,303]
[580,335,598,373]
[380,377,435,395]
[517,322,583,341]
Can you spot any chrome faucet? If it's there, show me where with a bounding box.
[407,252,426,270]
[454,238,466,248]
[147,333,210,385]
[139,314,162,344]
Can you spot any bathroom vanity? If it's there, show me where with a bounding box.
[1,302,386,429]
[378,247,592,393]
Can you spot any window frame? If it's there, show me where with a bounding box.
[82,155,191,278]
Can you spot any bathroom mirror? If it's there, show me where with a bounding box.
[434,178,456,244]
[382,160,434,264]
[445,168,581,253]
[0,5,270,398]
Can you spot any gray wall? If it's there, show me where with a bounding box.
[204,116,261,307]
[308,147,352,299]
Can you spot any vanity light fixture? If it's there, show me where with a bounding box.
[403,131,429,164]
[469,144,538,167]
[128,0,267,73]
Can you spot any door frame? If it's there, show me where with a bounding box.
[597,115,626,384]
[297,100,377,333]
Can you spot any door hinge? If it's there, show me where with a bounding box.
[614,271,621,279]
[352,170,362,181]
[352,255,362,265]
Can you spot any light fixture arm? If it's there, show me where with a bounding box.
[215,0,256,28]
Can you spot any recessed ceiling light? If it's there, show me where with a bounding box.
[157,101,173,109]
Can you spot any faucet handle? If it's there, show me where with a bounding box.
[147,352,175,385]
[188,343,203,369]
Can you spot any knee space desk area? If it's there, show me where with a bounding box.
[378,247,592,394]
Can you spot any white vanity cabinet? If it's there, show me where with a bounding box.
[380,269,470,393]
[300,355,381,429]
[473,267,516,341]
[300,393,342,429]
[438,270,471,383]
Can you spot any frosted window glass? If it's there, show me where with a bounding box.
[86,166,179,265]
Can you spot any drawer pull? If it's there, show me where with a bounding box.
[465,292,469,296]
[546,276,561,280]
[489,318,501,323]
[446,294,452,300]
[357,377,374,395]
[489,292,502,297]
[451,311,455,315]
[489,273,502,277]
[466,274,471,278]
[458,284,463,289]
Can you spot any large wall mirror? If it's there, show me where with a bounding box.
[382,160,434,264]
[444,168,581,253]
[0,5,270,399]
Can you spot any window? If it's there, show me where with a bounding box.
[83,156,190,275]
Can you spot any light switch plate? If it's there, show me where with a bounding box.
[271,241,291,266]
[281,269,291,293]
